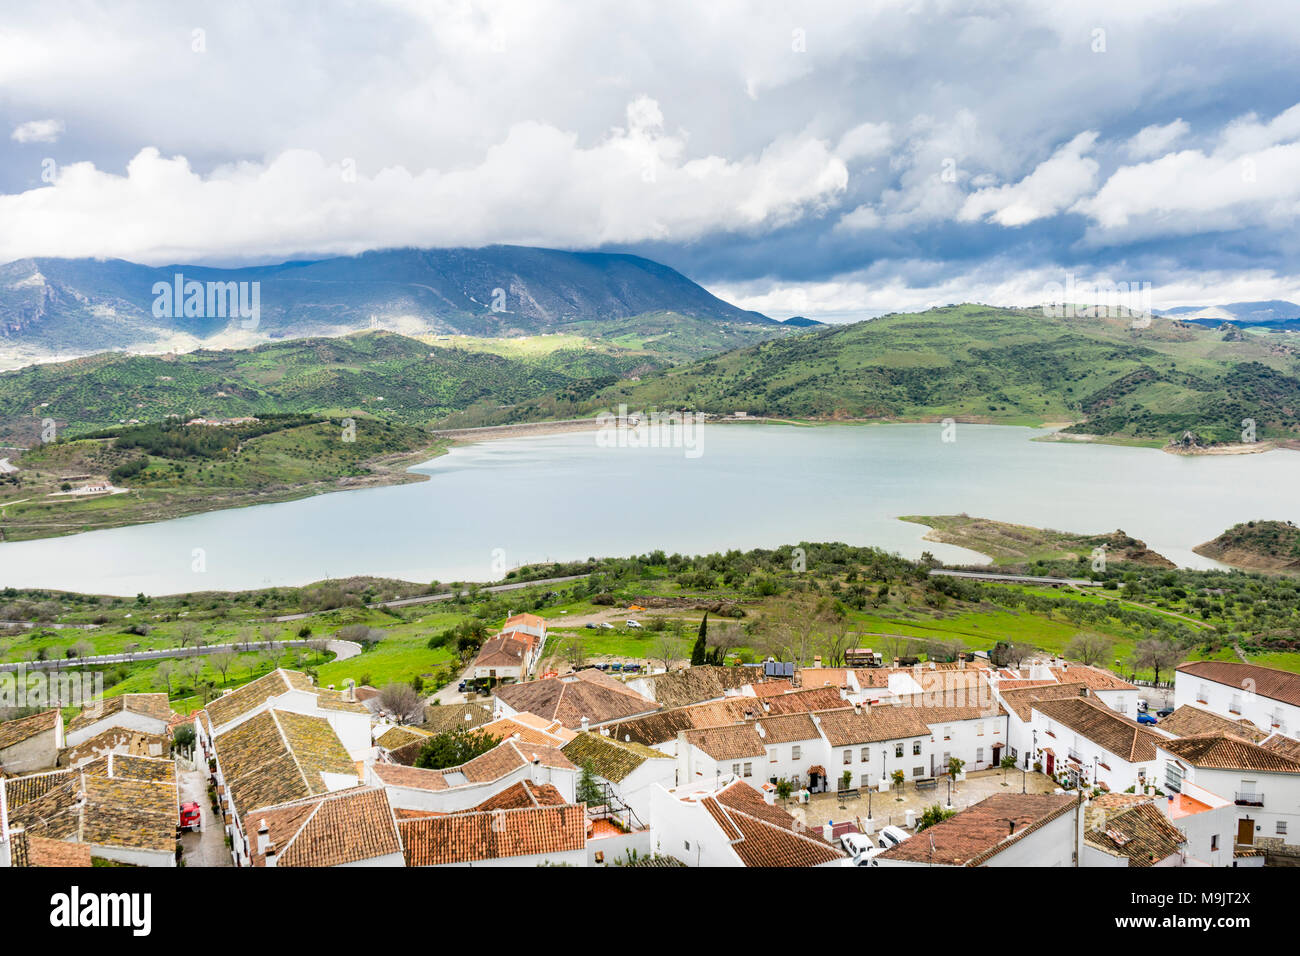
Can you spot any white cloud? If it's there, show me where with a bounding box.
[0,101,848,263]
[835,122,892,162]
[1075,104,1300,244]
[959,131,1099,226]
[11,119,64,144]
[1126,119,1188,159]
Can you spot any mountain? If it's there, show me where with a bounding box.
[0,246,774,364]
[1193,520,1300,572]
[494,304,1300,444]
[1159,300,1300,329]
[780,315,824,327]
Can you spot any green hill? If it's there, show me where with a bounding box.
[531,304,1300,444]
[1194,520,1300,571]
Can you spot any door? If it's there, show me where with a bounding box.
[1237,818,1254,846]
[1045,753,1055,777]
[992,745,1002,767]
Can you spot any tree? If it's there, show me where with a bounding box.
[378,682,423,724]
[306,637,330,662]
[1132,636,1185,686]
[209,647,237,684]
[153,660,175,696]
[413,727,501,770]
[576,764,605,806]
[917,803,956,831]
[690,613,708,665]
[653,631,681,672]
[1064,631,1113,667]
[948,755,966,779]
[1000,753,1017,783]
[71,639,94,659]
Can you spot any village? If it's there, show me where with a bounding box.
[2,607,1297,869]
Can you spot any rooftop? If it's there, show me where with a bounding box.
[1159,734,1300,774]
[1157,705,1267,742]
[1032,696,1164,763]
[494,668,658,728]
[399,803,586,866]
[245,786,402,867]
[1177,660,1300,708]
[877,792,1078,866]
[67,693,173,733]
[1084,799,1186,866]
[215,709,357,818]
[0,709,60,751]
[561,731,673,783]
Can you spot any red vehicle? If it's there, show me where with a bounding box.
[179,802,202,832]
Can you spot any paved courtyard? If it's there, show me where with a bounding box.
[789,767,1064,833]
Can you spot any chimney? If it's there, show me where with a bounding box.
[257,818,271,855]
[1008,819,1016,836]
[813,656,822,668]
[264,840,277,867]
[756,722,767,739]
[763,786,776,805]
[959,658,966,670]
[892,657,900,669]
[822,822,835,842]
[580,716,590,733]
[344,678,356,702]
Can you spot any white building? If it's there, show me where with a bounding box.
[0,710,63,774]
[649,778,844,867]
[1175,662,1300,739]
[1157,734,1300,858]
[244,787,404,867]
[561,731,675,826]
[65,693,173,747]
[400,802,588,867]
[874,792,1082,867]
[1029,696,1163,792]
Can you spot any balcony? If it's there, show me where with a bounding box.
[1067,748,1083,763]
[1235,792,1264,807]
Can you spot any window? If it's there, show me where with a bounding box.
[976,722,984,736]
[895,743,904,758]
[1197,684,1209,704]
[861,773,871,788]
[1210,834,1219,852]
[1230,693,1242,714]
[976,747,984,764]
[912,740,922,756]
[1165,760,1183,794]
[943,725,953,741]
[1277,821,1288,835]
[913,766,924,777]
[843,750,852,765]
[792,745,801,761]
[731,763,740,777]
[742,762,753,778]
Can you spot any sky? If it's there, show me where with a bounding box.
[3,0,1300,320]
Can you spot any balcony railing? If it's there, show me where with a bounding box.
[1235,792,1264,807]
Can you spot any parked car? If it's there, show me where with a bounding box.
[457,680,467,692]
[179,802,202,833]
[877,825,911,850]
[1136,698,1149,712]
[1136,712,1158,725]
[599,622,615,630]
[626,619,642,628]
[1156,706,1174,718]
[623,663,641,673]
[840,832,875,858]
[584,623,598,629]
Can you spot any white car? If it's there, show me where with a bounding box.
[840,832,874,857]
[599,622,615,630]
[626,619,642,629]
[876,825,912,850]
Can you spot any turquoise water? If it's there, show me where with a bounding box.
[0,423,1296,595]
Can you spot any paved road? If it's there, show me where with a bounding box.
[178,768,231,868]
[930,569,1098,586]
[271,573,591,622]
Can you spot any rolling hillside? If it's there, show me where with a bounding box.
[537,304,1300,444]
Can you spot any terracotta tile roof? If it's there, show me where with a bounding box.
[7,765,178,853]
[377,725,432,750]
[603,688,850,748]
[887,693,1007,723]
[561,731,673,783]
[682,724,767,761]
[205,669,314,729]
[503,612,547,632]
[764,687,848,714]
[1159,734,1300,774]
[245,786,402,867]
[1050,665,1136,692]
[1033,697,1164,763]
[215,709,357,819]
[494,668,658,728]
[422,700,494,734]
[10,832,93,867]
[750,679,795,697]
[474,634,531,669]
[1158,706,1267,742]
[698,781,843,867]
[1177,661,1300,708]
[814,707,932,746]
[479,714,576,748]
[60,728,171,767]
[1261,735,1300,761]
[638,665,767,708]
[1085,800,1186,866]
[2,767,74,811]
[472,779,567,811]
[370,738,574,792]
[0,710,60,751]
[995,679,1057,690]
[84,753,177,785]
[67,693,173,733]
[878,792,1078,866]
[998,682,1088,721]
[399,803,587,865]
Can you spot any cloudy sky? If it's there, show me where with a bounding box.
[4,0,1300,319]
